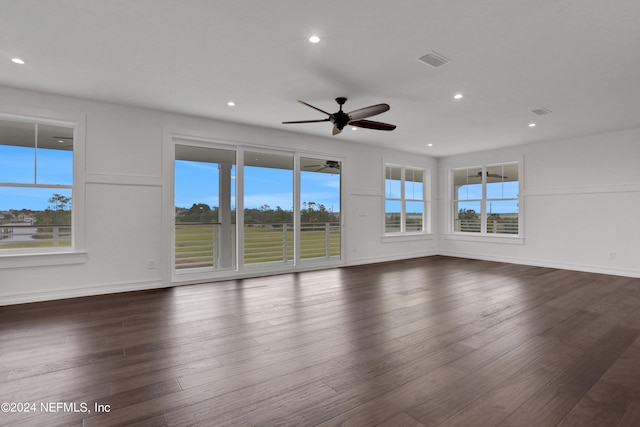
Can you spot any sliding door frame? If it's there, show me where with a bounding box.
[165,134,344,285]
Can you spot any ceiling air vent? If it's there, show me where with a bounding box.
[416,51,451,68]
[531,107,552,116]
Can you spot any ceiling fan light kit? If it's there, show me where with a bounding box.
[282,97,396,136]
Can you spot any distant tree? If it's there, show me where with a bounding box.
[49,194,71,211]
[260,204,271,223]
[301,201,337,222]
[241,203,339,225]
[175,203,217,223]
[458,208,478,219]
[35,194,71,226]
[1,211,15,222]
[273,206,292,223]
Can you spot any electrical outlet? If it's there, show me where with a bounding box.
[147,259,157,269]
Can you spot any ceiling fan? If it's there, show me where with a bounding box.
[477,171,508,179]
[282,97,396,136]
[303,160,340,172]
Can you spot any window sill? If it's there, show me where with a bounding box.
[0,250,88,269]
[443,233,524,245]
[382,233,434,243]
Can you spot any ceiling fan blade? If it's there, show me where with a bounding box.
[349,119,396,131]
[298,100,332,116]
[347,103,390,121]
[332,124,342,135]
[282,118,331,124]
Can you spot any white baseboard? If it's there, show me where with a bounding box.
[438,250,640,278]
[3,250,637,306]
[0,279,166,306]
[348,250,439,266]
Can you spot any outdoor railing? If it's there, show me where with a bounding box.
[175,222,340,270]
[175,223,221,270]
[299,222,340,260]
[455,218,518,234]
[243,223,292,264]
[455,219,481,233]
[0,224,71,249]
[489,219,518,234]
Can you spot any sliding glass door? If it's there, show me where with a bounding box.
[172,142,341,279]
[174,144,236,273]
[300,157,341,261]
[243,151,293,266]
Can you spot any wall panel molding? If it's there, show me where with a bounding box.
[84,172,163,186]
[524,183,640,197]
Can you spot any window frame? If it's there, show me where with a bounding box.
[450,161,522,240]
[0,112,85,267]
[383,163,431,236]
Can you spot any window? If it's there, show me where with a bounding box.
[452,162,519,235]
[0,118,74,252]
[385,164,428,234]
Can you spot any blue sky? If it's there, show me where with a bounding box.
[2,152,341,212]
[175,160,340,212]
[0,146,73,211]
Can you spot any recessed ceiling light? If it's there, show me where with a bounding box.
[529,123,536,127]
[453,93,463,100]
[11,58,25,65]
[428,143,433,147]
[351,127,357,131]
[227,101,235,107]
[309,35,320,44]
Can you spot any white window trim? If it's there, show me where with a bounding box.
[383,162,431,236]
[0,112,86,267]
[446,160,523,242]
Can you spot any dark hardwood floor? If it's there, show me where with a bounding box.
[2,256,640,426]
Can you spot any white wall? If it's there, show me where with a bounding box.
[0,85,437,305]
[438,128,640,278]
[5,83,635,306]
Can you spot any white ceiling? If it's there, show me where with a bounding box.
[2,0,640,157]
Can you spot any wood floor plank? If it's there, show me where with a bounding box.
[375,412,426,427]
[1,256,639,426]
[617,400,640,427]
[317,366,466,427]
[404,334,562,426]
[266,342,473,426]
[498,326,640,427]
[557,379,634,427]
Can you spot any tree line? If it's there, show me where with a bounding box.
[175,202,338,224]
[0,194,71,226]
